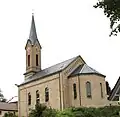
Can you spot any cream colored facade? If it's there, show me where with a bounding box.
[19,67,108,117]
[68,75,107,107]
[18,15,109,117]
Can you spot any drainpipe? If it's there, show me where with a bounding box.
[25,88,28,117]
[59,73,62,110]
[78,75,81,106]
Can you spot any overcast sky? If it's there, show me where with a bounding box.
[0,0,120,101]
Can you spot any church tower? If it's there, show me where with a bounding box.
[24,14,42,79]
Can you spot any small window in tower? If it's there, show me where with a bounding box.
[28,93,31,105]
[36,54,38,66]
[73,83,77,99]
[45,87,49,102]
[28,55,30,67]
[36,90,40,104]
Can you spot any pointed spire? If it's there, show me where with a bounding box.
[29,13,38,45]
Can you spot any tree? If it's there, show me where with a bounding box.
[29,103,47,117]
[106,81,111,95]
[3,112,17,117]
[0,89,7,102]
[42,107,57,117]
[94,0,120,36]
[29,103,57,117]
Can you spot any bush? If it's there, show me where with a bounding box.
[3,112,17,117]
[42,107,57,117]
[29,104,57,117]
[28,104,120,117]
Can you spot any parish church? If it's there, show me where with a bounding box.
[18,14,109,117]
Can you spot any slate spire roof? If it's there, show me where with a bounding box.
[29,13,38,45]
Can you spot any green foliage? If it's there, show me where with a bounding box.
[56,106,120,117]
[29,103,57,117]
[42,107,57,117]
[94,0,120,36]
[28,104,120,117]
[29,103,47,117]
[0,89,7,102]
[56,108,75,117]
[106,81,111,95]
[3,112,17,117]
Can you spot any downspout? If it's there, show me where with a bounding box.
[62,74,65,109]
[18,89,21,117]
[59,73,62,110]
[25,87,28,117]
[78,75,81,106]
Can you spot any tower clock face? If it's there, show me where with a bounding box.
[27,47,31,54]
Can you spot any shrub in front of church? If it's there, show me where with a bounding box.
[42,107,57,117]
[28,104,120,117]
[56,107,96,117]
[56,108,75,117]
[56,106,120,117]
[29,103,57,117]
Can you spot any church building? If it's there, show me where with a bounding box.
[18,14,108,117]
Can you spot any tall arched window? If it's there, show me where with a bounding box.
[36,54,38,66]
[28,55,30,67]
[100,83,103,98]
[73,83,77,99]
[0,111,2,115]
[45,87,49,102]
[36,90,40,104]
[86,81,92,98]
[28,93,31,105]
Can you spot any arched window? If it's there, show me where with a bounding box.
[0,111,2,115]
[36,54,38,66]
[86,81,92,98]
[100,83,103,98]
[28,93,31,105]
[28,55,30,67]
[36,90,40,104]
[73,83,77,99]
[45,87,49,102]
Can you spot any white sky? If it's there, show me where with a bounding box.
[0,0,120,101]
